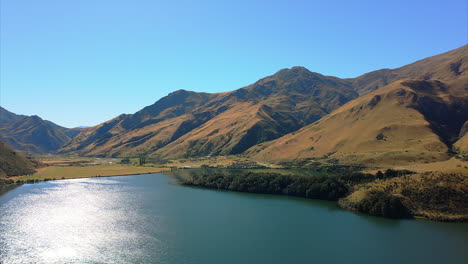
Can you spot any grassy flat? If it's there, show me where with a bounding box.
[8,164,170,181]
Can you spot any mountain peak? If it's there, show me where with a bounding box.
[276,66,311,75]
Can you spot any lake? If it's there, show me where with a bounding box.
[1,173,467,264]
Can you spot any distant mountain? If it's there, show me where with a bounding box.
[0,107,84,153]
[60,67,358,158]
[247,47,468,165]
[60,44,467,164]
[0,140,36,177]
[0,107,26,124]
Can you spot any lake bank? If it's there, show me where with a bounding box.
[1,173,467,264]
[0,164,170,185]
[173,169,468,222]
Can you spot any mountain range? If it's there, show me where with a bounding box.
[1,44,467,167]
[0,107,83,154]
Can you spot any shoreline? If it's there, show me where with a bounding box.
[2,167,466,223]
[1,167,171,185]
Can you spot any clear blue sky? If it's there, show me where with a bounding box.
[1,0,467,128]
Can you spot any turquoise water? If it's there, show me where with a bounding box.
[0,173,467,263]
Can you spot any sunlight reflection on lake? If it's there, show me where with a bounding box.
[0,178,162,263]
[1,173,467,264]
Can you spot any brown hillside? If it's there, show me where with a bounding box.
[59,45,467,160]
[0,107,84,153]
[0,115,71,154]
[59,90,222,157]
[61,67,358,157]
[0,140,36,177]
[351,44,467,95]
[246,76,468,166]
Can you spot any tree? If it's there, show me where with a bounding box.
[138,153,146,166]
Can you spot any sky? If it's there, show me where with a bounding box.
[1,0,467,128]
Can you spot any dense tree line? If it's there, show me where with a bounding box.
[356,191,412,218]
[181,169,418,218]
[181,171,380,201]
[181,169,415,201]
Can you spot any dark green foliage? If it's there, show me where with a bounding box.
[182,172,350,201]
[357,191,412,218]
[375,169,414,179]
[138,154,146,166]
[376,171,385,179]
[384,169,414,178]
[278,159,365,173]
[120,157,130,164]
[0,178,14,185]
[375,133,385,140]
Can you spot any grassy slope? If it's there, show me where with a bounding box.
[339,172,468,221]
[61,67,358,159]
[0,115,71,153]
[247,79,465,166]
[247,46,468,166]
[59,45,467,163]
[0,140,36,177]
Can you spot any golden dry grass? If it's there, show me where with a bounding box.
[7,164,169,182]
[247,79,462,166]
[339,172,468,221]
[396,158,468,174]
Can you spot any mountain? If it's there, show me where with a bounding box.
[60,68,358,157]
[0,107,27,124]
[0,140,36,177]
[60,44,467,162]
[152,68,357,158]
[246,48,468,165]
[0,107,84,153]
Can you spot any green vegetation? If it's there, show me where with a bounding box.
[180,169,386,201]
[356,191,411,218]
[120,157,131,164]
[182,172,349,200]
[278,159,365,172]
[179,168,450,220]
[375,169,415,179]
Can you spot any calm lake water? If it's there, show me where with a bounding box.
[0,173,467,264]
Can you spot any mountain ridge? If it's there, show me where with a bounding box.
[0,107,84,153]
[246,47,468,165]
[6,44,467,165]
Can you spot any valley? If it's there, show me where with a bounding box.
[0,45,467,222]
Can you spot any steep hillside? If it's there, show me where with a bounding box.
[61,68,358,157]
[351,44,467,95]
[0,107,26,124]
[0,140,36,177]
[153,67,358,158]
[246,75,468,166]
[59,44,467,160]
[0,112,83,153]
[0,116,69,153]
[59,90,220,156]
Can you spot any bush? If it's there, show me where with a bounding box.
[357,191,412,218]
[182,172,350,201]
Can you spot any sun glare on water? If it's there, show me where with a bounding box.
[0,178,161,263]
